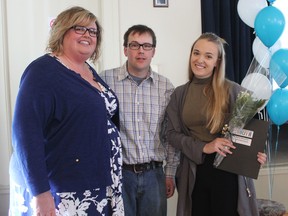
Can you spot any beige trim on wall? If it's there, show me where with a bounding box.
[0,0,12,154]
[99,0,121,71]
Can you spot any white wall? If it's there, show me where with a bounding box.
[1,0,287,215]
[117,0,201,87]
[100,0,202,86]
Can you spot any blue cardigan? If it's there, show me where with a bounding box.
[10,54,119,196]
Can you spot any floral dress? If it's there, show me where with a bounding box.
[9,81,124,216]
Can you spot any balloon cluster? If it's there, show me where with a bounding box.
[238,0,287,126]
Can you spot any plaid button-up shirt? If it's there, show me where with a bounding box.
[100,62,179,177]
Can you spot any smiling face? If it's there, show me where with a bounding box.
[124,32,155,77]
[190,38,219,79]
[62,21,97,62]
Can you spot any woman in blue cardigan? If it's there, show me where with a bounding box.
[9,6,123,215]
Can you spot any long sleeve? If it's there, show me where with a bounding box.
[160,113,180,178]
[12,58,55,195]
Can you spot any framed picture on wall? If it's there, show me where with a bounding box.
[153,0,169,7]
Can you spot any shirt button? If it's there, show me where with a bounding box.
[75,159,80,162]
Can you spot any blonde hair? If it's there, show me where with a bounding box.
[188,32,230,134]
[46,6,102,64]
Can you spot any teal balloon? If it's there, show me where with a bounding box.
[270,49,288,88]
[267,88,288,126]
[254,6,285,48]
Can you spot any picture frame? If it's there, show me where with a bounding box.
[153,0,169,8]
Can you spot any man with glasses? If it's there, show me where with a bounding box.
[100,24,179,216]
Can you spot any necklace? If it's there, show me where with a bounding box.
[51,54,102,91]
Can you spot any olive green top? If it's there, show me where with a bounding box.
[182,76,217,142]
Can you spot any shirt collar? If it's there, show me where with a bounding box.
[117,61,154,83]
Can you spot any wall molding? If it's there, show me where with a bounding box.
[0,184,9,215]
[99,0,121,71]
[0,185,9,194]
[259,166,288,176]
[0,0,12,155]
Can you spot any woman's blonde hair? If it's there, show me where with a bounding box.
[188,32,230,134]
[46,6,102,64]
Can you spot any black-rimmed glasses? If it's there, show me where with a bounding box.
[71,25,98,37]
[128,42,155,51]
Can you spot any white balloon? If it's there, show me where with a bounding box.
[241,73,272,100]
[253,37,282,68]
[270,40,282,55]
[252,37,271,68]
[237,0,267,28]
